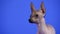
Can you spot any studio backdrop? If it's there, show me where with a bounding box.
[0,0,60,34]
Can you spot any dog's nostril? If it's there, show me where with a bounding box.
[29,19,33,23]
[29,19,34,23]
[29,19,31,21]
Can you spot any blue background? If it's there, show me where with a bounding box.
[0,0,60,34]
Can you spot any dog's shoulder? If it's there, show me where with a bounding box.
[47,24,54,30]
[47,24,56,34]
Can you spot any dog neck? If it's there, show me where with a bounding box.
[38,17,46,26]
[37,17,47,32]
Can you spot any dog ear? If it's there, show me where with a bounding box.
[30,2,36,13]
[40,2,46,14]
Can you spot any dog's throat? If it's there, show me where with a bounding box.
[37,18,47,33]
[38,18,46,25]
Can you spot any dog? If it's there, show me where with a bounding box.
[29,2,55,34]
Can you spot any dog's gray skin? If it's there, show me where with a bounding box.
[29,2,55,34]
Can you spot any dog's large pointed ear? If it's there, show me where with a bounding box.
[30,2,36,13]
[40,2,46,14]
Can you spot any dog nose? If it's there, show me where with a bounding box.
[29,19,33,23]
[29,19,31,22]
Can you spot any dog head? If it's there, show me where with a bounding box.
[29,2,46,24]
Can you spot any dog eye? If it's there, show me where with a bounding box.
[35,14,38,18]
